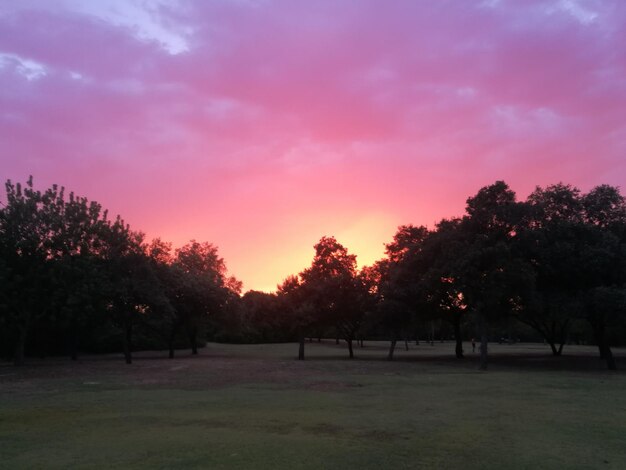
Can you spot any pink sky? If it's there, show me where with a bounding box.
[1,0,625,291]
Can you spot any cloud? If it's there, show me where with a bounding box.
[557,0,599,25]
[0,52,47,80]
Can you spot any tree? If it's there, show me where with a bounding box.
[527,182,583,225]
[0,177,246,364]
[378,225,430,360]
[0,178,114,364]
[585,286,626,370]
[461,181,525,370]
[515,221,580,356]
[46,189,113,360]
[144,238,189,358]
[277,274,311,360]
[516,183,626,362]
[298,237,367,359]
[0,177,55,365]
[417,219,470,359]
[241,290,287,342]
[101,223,173,364]
[171,240,240,355]
[582,184,626,229]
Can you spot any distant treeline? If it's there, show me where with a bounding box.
[1,178,625,369]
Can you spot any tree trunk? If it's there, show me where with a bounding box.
[455,338,464,359]
[387,338,397,361]
[168,321,181,359]
[479,314,488,371]
[168,330,176,359]
[548,342,561,356]
[298,335,305,360]
[557,320,569,356]
[189,327,198,355]
[13,328,27,366]
[592,324,608,360]
[546,321,564,356]
[359,339,364,347]
[604,344,617,370]
[335,336,339,345]
[404,338,409,351]
[347,339,354,359]
[594,324,617,370]
[69,318,78,361]
[123,320,133,365]
[453,316,464,359]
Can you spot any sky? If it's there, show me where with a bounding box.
[1,0,625,292]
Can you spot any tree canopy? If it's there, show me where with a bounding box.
[2,177,625,370]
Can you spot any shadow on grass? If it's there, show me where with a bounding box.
[1,341,624,376]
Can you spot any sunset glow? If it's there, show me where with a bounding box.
[2,1,625,291]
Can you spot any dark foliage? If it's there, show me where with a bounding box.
[2,177,625,370]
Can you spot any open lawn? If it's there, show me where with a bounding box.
[1,341,626,469]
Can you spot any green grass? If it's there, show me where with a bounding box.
[1,341,625,469]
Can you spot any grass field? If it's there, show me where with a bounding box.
[1,341,625,469]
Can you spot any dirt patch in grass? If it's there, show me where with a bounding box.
[302,422,345,437]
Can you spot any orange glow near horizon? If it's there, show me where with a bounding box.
[152,211,407,292]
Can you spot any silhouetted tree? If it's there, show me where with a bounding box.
[299,237,367,358]
[3,175,626,372]
[277,274,311,359]
[417,219,470,359]
[241,290,290,342]
[515,184,626,363]
[378,225,430,360]
[0,178,116,364]
[461,181,526,370]
[101,223,173,364]
[172,240,240,355]
[0,178,55,364]
[585,286,625,370]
